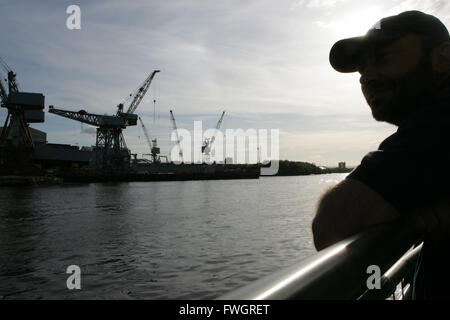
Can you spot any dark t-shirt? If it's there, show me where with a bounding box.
[348,87,450,299]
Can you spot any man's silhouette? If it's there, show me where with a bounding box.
[312,11,450,299]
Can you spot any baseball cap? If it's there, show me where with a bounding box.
[329,10,450,73]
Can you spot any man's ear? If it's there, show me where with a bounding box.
[431,41,450,73]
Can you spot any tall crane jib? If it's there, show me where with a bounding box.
[202,111,225,158]
[0,58,45,171]
[48,69,160,173]
[117,70,160,126]
[139,116,160,163]
[170,110,183,163]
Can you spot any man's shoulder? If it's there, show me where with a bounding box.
[398,88,450,132]
[380,91,450,151]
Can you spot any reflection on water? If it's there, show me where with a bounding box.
[0,174,346,299]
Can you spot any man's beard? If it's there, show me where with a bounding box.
[362,57,438,126]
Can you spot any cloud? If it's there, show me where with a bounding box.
[0,1,401,165]
[293,0,349,8]
[80,126,97,135]
[315,4,385,38]
[388,0,450,24]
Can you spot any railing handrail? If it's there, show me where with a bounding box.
[217,220,423,300]
[359,242,423,300]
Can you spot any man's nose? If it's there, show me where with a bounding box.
[359,64,380,85]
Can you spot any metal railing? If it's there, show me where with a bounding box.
[218,220,423,300]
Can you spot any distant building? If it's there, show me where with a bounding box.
[0,126,47,145]
[1,125,93,170]
[338,162,346,169]
[30,127,47,144]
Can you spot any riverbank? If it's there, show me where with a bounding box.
[0,175,63,186]
[0,161,352,185]
[60,171,260,183]
[261,160,353,176]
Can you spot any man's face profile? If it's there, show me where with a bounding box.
[357,34,436,126]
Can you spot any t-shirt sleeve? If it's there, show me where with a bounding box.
[347,112,450,214]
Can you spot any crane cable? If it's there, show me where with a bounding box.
[0,57,11,72]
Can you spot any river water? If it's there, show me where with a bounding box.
[0,173,347,299]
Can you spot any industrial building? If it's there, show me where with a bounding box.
[0,125,94,171]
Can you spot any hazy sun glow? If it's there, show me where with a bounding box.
[323,6,384,39]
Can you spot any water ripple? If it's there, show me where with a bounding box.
[0,174,347,299]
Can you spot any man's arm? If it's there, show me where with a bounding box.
[312,177,401,250]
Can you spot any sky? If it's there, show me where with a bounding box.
[1,0,449,166]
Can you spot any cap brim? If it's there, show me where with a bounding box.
[329,32,405,73]
[329,36,365,73]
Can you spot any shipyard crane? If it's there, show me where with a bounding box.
[0,59,45,168]
[138,116,161,163]
[116,70,160,125]
[0,75,8,107]
[0,59,11,104]
[169,110,183,162]
[0,58,19,93]
[47,107,132,173]
[202,111,225,161]
[48,70,160,173]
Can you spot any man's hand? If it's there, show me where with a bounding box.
[312,178,401,250]
[413,198,450,244]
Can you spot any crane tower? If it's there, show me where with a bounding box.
[48,70,160,173]
[0,59,45,171]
